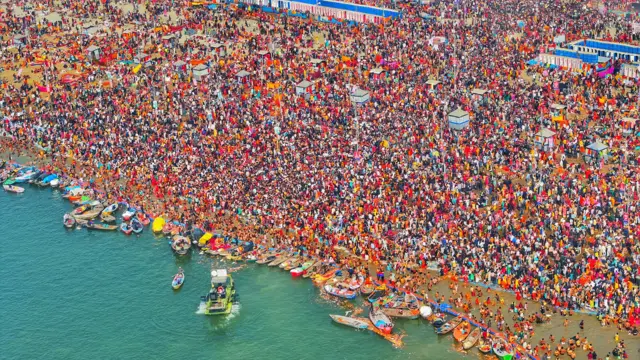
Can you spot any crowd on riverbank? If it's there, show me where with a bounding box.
[1,0,640,355]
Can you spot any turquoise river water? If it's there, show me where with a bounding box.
[0,187,468,360]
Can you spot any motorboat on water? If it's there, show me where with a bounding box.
[63,214,76,228]
[73,201,105,220]
[201,269,237,316]
[171,235,191,255]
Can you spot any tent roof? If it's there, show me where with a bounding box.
[257,50,269,56]
[174,60,186,67]
[471,88,488,95]
[86,45,100,52]
[310,58,325,65]
[449,108,469,118]
[236,70,250,77]
[193,64,208,71]
[426,79,441,86]
[587,140,608,151]
[536,127,555,138]
[45,12,62,23]
[550,103,566,110]
[211,42,224,48]
[622,117,637,123]
[297,80,312,88]
[370,67,384,75]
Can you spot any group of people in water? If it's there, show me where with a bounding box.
[1,0,640,358]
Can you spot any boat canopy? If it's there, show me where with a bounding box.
[211,269,228,284]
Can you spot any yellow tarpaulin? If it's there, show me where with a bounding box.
[198,232,213,245]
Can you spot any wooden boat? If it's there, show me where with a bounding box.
[378,293,421,319]
[72,195,93,205]
[291,261,315,277]
[329,314,369,329]
[268,255,289,267]
[462,327,482,350]
[226,253,242,261]
[478,340,492,354]
[492,337,514,360]
[369,306,394,335]
[4,184,25,193]
[312,267,338,283]
[431,313,447,327]
[131,218,144,234]
[302,261,321,278]
[172,269,185,290]
[63,214,76,228]
[171,235,191,255]
[283,257,303,271]
[382,307,420,319]
[367,285,388,303]
[136,212,150,226]
[120,222,133,235]
[100,213,116,223]
[73,204,90,215]
[436,316,462,334]
[277,256,298,269]
[122,208,136,221]
[256,252,278,264]
[345,275,365,290]
[360,282,375,296]
[324,284,357,299]
[453,321,471,342]
[86,222,118,231]
[102,203,118,214]
[74,206,104,220]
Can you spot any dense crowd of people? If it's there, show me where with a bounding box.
[1,0,639,350]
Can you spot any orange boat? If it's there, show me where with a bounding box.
[312,267,338,284]
[453,321,471,342]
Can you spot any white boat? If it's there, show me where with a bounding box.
[3,184,24,193]
[49,178,60,187]
[102,203,118,214]
[122,208,136,221]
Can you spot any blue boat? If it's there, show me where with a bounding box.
[131,218,143,234]
[14,170,38,183]
[42,174,58,184]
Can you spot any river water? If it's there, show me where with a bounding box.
[0,187,469,360]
